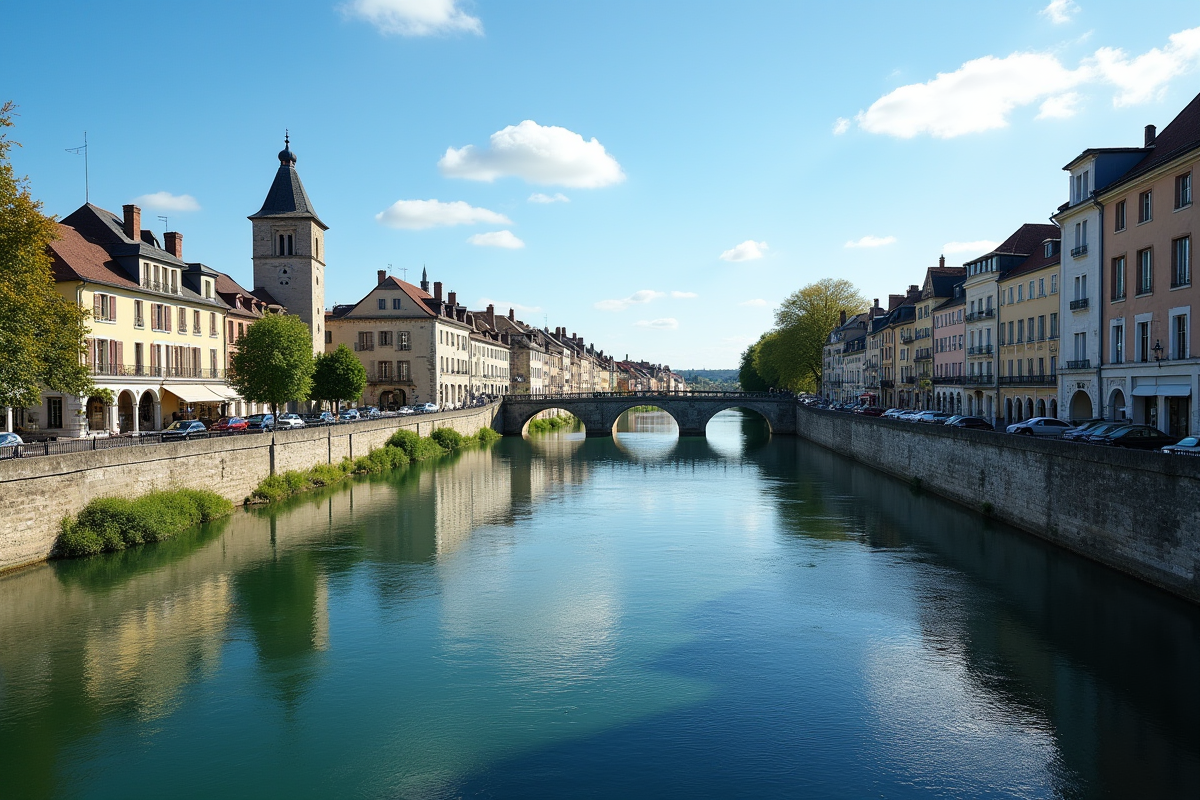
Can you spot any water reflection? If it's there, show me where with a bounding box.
[0,411,1196,797]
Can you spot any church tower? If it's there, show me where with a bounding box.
[250,134,328,354]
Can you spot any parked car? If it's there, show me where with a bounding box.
[0,432,24,458]
[338,409,360,422]
[1094,425,1180,450]
[1162,435,1200,455]
[947,416,994,431]
[246,414,275,432]
[1062,419,1112,441]
[210,416,248,432]
[915,411,953,424]
[361,406,382,419]
[897,410,924,422]
[1006,417,1073,438]
[162,420,208,440]
[1078,422,1133,443]
[396,406,416,416]
[420,402,439,413]
[881,408,904,419]
[853,406,885,417]
[300,411,336,425]
[276,413,306,429]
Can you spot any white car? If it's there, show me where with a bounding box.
[396,406,415,416]
[276,413,306,429]
[420,402,439,413]
[1162,435,1200,455]
[1006,417,1073,438]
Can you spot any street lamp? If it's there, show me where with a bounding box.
[1153,339,1164,362]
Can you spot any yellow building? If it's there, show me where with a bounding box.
[997,236,1062,424]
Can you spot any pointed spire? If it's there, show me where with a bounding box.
[251,135,325,227]
[420,265,430,293]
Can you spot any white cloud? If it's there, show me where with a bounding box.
[439,120,625,188]
[375,199,510,230]
[595,289,665,312]
[340,0,482,36]
[670,291,698,299]
[845,235,896,248]
[833,117,851,135]
[1040,0,1078,25]
[1090,27,1200,107]
[852,26,1200,138]
[633,318,678,330]
[719,240,769,262]
[943,240,999,256]
[468,230,525,249]
[478,297,542,314]
[1037,92,1081,119]
[739,298,770,307]
[528,192,570,204]
[132,191,200,212]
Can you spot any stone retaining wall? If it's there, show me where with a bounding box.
[795,405,1200,602]
[0,405,500,573]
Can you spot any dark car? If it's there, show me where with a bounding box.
[162,420,208,440]
[1079,422,1135,443]
[300,411,336,425]
[1062,419,1111,441]
[853,406,885,417]
[245,414,275,432]
[211,416,248,432]
[947,416,993,431]
[1094,425,1179,450]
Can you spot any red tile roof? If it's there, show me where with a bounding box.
[48,223,138,289]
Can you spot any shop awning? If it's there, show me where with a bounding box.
[204,384,241,401]
[163,384,223,403]
[1132,384,1191,397]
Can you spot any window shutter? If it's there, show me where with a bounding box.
[87,338,96,368]
[111,296,117,323]
[110,340,118,366]
[116,341,124,368]
[93,294,102,320]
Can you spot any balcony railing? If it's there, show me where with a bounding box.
[967,345,994,356]
[354,342,375,351]
[900,332,914,343]
[965,309,995,321]
[963,375,996,387]
[998,375,1056,385]
[914,348,932,361]
[914,330,931,340]
[880,379,895,389]
[932,376,965,385]
[88,364,225,379]
[1065,359,1091,370]
[1070,244,1088,258]
[1069,298,1089,311]
[901,376,916,384]
[139,279,183,296]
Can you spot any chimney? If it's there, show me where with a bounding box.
[939,254,945,268]
[448,291,457,307]
[571,331,577,339]
[377,269,387,285]
[839,310,847,325]
[122,204,141,241]
[1145,124,1157,147]
[164,231,183,259]
[509,308,515,321]
[486,304,495,326]
[433,281,443,301]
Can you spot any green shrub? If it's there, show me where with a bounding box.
[252,474,291,503]
[56,489,233,559]
[475,427,501,444]
[309,464,347,486]
[386,429,421,456]
[431,428,464,450]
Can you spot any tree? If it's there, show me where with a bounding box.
[228,314,315,418]
[0,102,92,409]
[757,278,866,392]
[310,345,366,411]
[738,336,771,392]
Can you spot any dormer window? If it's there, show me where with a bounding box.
[1071,169,1090,204]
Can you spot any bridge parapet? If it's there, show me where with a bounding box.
[500,392,797,438]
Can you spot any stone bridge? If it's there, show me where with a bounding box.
[499,392,797,437]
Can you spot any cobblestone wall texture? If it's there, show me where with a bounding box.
[796,405,1200,602]
[0,405,500,572]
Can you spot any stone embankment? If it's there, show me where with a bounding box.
[794,405,1200,602]
[0,405,500,573]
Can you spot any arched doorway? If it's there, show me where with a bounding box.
[1108,388,1127,422]
[1036,398,1046,417]
[1050,399,1058,419]
[1005,398,1013,424]
[1025,398,1034,419]
[139,391,156,431]
[1070,390,1093,422]
[86,396,106,432]
[118,390,135,432]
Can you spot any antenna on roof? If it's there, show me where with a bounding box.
[65,132,89,203]
[157,215,169,232]
[400,266,408,280]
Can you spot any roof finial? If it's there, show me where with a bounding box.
[285,129,289,147]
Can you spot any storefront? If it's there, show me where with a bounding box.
[162,384,240,425]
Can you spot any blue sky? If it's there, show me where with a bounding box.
[5,0,1200,368]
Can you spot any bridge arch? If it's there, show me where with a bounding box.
[518,407,587,437]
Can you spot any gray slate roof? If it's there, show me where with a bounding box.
[249,162,327,228]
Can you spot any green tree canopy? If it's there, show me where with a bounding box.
[310,344,366,410]
[0,101,92,409]
[752,278,866,393]
[228,314,315,418]
[738,335,771,392]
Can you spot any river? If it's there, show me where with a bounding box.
[0,409,1197,799]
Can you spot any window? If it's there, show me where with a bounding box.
[210,312,217,336]
[47,397,63,429]
[238,322,244,339]
[377,298,386,310]
[325,330,332,344]
[1050,274,1058,294]
[134,299,144,328]
[210,349,218,374]
[193,310,201,335]
[379,330,393,347]
[1050,312,1059,339]
[1139,190,1152,223]
[1018,284,1024,302]
[398,331,410,351]
[278,234,285,255]
[1138,321,1150,362]
[1113,324,1125,364]
[1112,256,1126,300]
[1074,332,1087,363]
[357,331,374,351]
[379,360,393,380]
[392,298,402,310]
[1176,173,1192,209]
[398,361,410,381]
[1173,236,1191,287]
[92,293,117,322]
[1138,248,1153,294]
[1115,200,1127,231]
[1038,278,1045,297]
[1174,314,1189,360]
[1017,319,1025,343]
[169,270,178,295]
[1038,316,1046,341]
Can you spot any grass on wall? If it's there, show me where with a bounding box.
[57,489,234,558]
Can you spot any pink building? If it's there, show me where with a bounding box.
[932,286,967,414]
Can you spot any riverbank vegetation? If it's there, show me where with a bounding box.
[527,413,580,434]
[57,489,234,557]
[739,278,865,393]
[249,426,501,505]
